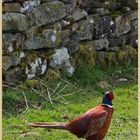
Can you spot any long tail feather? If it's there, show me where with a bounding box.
[28,122,68,130]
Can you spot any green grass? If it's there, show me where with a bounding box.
[3,62,138,140]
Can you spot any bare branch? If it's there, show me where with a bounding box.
[39,80,53,91]
[55,89,82,99]
[47,88,53,104]
[49,69,82,90]
[51,82,61,96]
[55,84,69,96]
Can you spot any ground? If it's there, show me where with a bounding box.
[3,62,138,140]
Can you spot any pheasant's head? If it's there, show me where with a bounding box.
[102,91,114,107]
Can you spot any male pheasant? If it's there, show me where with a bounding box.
[29,91,114,140]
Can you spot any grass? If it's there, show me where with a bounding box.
[2,62,138,140]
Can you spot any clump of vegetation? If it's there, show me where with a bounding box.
[23,79,40,88]
[74,41,96,69]
[117,46,137,65]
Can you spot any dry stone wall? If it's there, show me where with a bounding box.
[2,0,138,84]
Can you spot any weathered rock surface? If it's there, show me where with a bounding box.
[3,13,28,32]
[108,38,122,47]
[105,1,122,11]
[4,67,23,84]
[49,47,69,68]
[63,35,79,55]
[20,0,40,13]
[1,52,25,67]
[61,29,72,40]
[30,1,66,26]
[81,0,104,9]
[24,36,46,50]
[49,47,75,76]
[3,3,21,13]
[3,54,21,72]
[65,4,75,15]
[72,8,88,21]
[42,29,62,48]
[24,27,62,50]
[62,58,75,77]
[130,32,138,48]
[3,33,25,55]
[93,16,114,38]
[130,10,138,20]
[88,7,109,15]
[120,0,138,9]
[2,0,14,2]
[93,38,109,51]
[77,18,93,41]
[2,0,29,3]
[131,20,138,32]
[112,14,131,37]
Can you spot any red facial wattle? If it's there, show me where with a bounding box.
[108,93,114,101]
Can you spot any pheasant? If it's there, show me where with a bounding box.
[29,91,114,140]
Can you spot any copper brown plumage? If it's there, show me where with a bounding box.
[29,91,114,140]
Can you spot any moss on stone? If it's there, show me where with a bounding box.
[118,50,126,60]
[96,51,118,67]
[23,79,40,88]
[127,46,137,59]
[74,41,96,68]
[111,11,123,18]
[107,52,118,66]
[117,46,137,65]
[56,31,62,47]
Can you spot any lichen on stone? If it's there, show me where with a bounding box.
[20,0,41,13]
[21,53,47,79]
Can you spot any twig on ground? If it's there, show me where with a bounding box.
[55,84,69,96]
[39,80,53,91]
[31,88,55,104]
[55,89,82,99]
[52,84,69,104]
[31,88,47,101]
[51,82,61,96]
[49,69,82,90]
[47,88,53,104]
[2,84,17,90]
[22,92,29,115]
[3,82,17,86]
[40,89,46,95]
